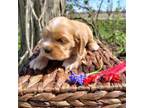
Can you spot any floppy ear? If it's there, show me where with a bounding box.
[74,32,85,56]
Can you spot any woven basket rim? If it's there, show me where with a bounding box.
[19,82,126,94]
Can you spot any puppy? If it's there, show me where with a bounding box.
[29,17,99,70]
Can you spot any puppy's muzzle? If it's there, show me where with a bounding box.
[43,47,52,53]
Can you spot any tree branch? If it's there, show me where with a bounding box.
[18,50,29,66]
[30,14,34,51]
[25,0,32,56]
[96,0,104,20]
[39,0,47,21]
[70,16,96,35]
[28,0,39,20]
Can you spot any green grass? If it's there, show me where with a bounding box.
[97,19,126,57]
[18,32,21,50]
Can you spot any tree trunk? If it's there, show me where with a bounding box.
[18,0,66,71]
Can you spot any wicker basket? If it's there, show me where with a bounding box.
[18,40,126,108]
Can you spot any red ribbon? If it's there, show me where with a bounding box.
[84,61,126,85]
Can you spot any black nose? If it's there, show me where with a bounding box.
[43,47,52,53]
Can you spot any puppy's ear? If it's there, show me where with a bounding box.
[74,32,85,56]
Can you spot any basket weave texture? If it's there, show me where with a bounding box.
[18,40,126,108]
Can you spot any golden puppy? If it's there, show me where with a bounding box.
[29,17,99,70]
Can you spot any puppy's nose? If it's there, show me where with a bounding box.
[43,47,52,53]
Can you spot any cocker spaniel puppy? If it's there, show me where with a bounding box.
[29,17,99,70]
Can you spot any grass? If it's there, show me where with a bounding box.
[18,32,21,50]
[97,19,126,57]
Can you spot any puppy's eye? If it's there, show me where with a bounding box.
[57,38,67,44]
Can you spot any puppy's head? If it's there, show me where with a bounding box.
[39,17,75,61]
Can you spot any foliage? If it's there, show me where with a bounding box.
[18,32,21,50]
[97,19,126,56]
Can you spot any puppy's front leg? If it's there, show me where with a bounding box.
[29,52,48,70]
[62,49,87,71]
[63,59,79,71]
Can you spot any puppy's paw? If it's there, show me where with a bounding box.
[88,41,99,51]
[62,61,79,70]
[29,57,48,70]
